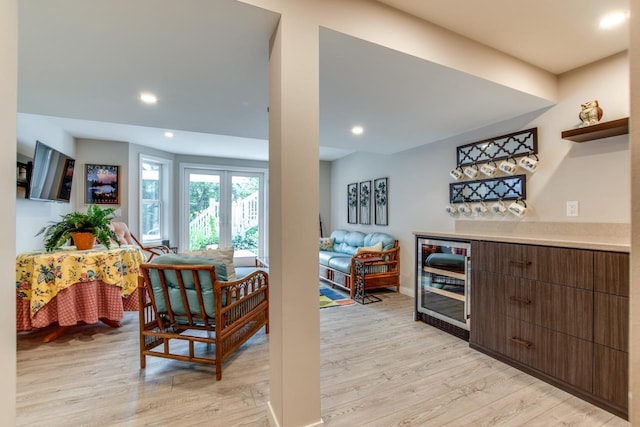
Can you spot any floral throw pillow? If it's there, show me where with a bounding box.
[319,237,334,251]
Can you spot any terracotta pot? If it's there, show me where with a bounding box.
[72,232,96,250]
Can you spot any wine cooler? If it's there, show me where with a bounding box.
[415,236,471,340]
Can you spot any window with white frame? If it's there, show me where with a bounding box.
[181,166,267,256]
[140,158,164,243]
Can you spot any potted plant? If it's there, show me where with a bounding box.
[36,204,121,251]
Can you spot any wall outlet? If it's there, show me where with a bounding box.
[566,201,579,217]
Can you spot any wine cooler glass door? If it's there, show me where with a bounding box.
[417,238,470,331]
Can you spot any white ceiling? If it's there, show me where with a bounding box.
[377,0,630,75]
[17,0,629,162]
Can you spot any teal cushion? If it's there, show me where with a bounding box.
[344,231,366,247]
[330,230,395,255]
[327,256,352,274]
[149,254,229,319]
[319,250,344,266]
[333,242,358,255]
[330,230,348,244]
[152,253,227,281]
[331,230,364,256]
[235,266,266,279]
[363,232,395,251]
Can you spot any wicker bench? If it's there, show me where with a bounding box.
[319,230,400,299]
[138,258,268,380]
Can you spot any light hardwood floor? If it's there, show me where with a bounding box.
[17,290,629,426]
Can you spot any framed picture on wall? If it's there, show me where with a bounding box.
[359,180,371,225]
[374,177,388,226]
[84,164,120,204]
[347,182,358,224]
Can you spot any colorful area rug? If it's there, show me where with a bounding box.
[319,286,355,309]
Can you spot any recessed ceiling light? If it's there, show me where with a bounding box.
[164,131,174,138]
[139,92,157,104]
[351,126,364,135]
[600,11,628,29]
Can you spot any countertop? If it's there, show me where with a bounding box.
[413,222,630,253]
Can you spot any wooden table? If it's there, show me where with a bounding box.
[16,245,144,341]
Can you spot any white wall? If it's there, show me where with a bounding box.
[16,114,76,253]
[531,52,629,221]
[175,154,268,170]
[75,138,129,217]
[319,160,332,235]
[329,52,630,295]
[128,143,176,243]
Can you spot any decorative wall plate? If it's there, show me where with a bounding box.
[449,174,526,203]
[457,128,537,167]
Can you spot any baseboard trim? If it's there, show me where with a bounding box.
[267,401,324,427]
[399,286,414,297]
[267,401,280,427]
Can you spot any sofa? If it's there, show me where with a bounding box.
[319,229,400,298]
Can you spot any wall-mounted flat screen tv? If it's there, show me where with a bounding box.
[28,140,75,202]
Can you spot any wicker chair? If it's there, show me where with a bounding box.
[138,263,269,380]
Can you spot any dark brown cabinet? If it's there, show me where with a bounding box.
[470,240,628,419]
[593,251,629,411]
[594,292,628,351]
[595,251,629,296]
[504,277,593,341]
[470,270,506,352]
[594,345,628,409]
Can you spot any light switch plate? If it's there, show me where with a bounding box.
[566,201,579,217]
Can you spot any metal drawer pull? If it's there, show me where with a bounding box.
[510,337,533,348]
[509,259,532,266]
[509,296,532,305]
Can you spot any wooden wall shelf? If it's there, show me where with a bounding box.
[561,117,629,143]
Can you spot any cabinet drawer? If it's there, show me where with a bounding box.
[594,251,629,296]
[472,241,593,289]
[594,293,628,351]
[504,317,593,391]
[504,317,553,374]
[472,241,525,275]
[505,278,593,341]
[531,245,593,289]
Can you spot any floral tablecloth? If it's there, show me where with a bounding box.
[16,245,144,318]
[16,281,140,331]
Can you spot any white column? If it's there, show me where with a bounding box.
[267,12,323,427]
[0,0,18,424]
[629,0,640,422]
